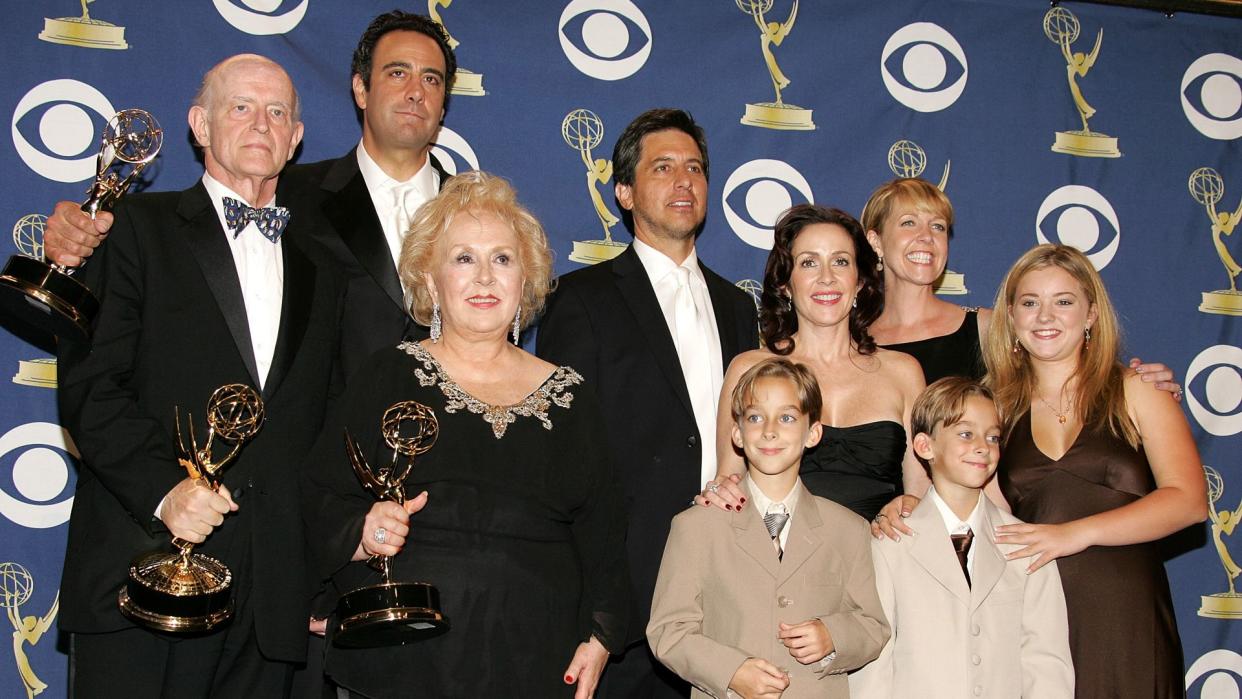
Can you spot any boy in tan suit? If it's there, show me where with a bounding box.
[850,378,1074,698]
[648,358,889,699]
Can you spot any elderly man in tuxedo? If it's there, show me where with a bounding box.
[537,108,759,698]
[56,54,342,698]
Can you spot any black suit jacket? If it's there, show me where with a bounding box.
[56,183,343,663]
[535,244,759,635]
[278,149,449,381]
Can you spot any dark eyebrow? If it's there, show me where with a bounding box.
[380,61,445,82]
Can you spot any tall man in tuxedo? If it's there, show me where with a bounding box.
[536,109,759,698]
[45,10,455,381]
[56,55,342,698]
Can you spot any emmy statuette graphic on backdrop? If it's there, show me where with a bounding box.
[737,0,815,131]
[38,0,128,50]
[2,562,58,699]
[1189,167,1242,316]
[886,139,965,295]
[0,109,161,340]
[428,0,485,96]
[333,401,447,648]
[1043,7,1120,158]
[118,385,265,632]
[562,109,626,265]
[1200,466,1242,619]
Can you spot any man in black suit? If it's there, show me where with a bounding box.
[56,55,341,697]
[45,10,455,381]
[536,109,759,698]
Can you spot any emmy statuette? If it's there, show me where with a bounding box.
[118,384,265,632]
[38,0,129,50]
[1043,7,1120,158]
[1188,167,1242,316]
[563,109,627,265]
[334,401,447,648]
[737,0,815,131]
[1199,466,1242,619]
[0,109,162,340]
[429,0,486,96]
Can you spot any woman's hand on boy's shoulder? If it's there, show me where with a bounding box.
[871,495,919,541]
[695,473,747,512]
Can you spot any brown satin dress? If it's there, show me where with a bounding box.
[999,411,1186,699]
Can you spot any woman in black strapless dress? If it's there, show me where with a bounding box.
[699,205,926,521]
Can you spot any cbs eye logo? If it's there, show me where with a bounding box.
[430,127,480,176]
[881,22,968,113]
[723,159,814,250]
[1186,649,1242,698]
[1181,53,1242,141]
[559,0,652,81]
[11,80,115,183]
[213,0,308,35]
[1035,185,1120,270]
[1186,344,1242,437]
[0,422,78,529]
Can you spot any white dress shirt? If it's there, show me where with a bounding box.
[356,141,439,268]
[631,238,724,487]
[200,173,283,389]
[927,485,985,576]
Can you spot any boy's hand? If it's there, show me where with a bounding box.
[779,620,833,664]
[729,658,789,698]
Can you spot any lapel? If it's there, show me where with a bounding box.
[733,479,782,579]
[319,153,404,313]
[177,183,261,388]
[905,499,972,604]
[262,230,315,401]
[610,245,694,419]
[968,499,1008,612]
[777,483,825,587]
[701,262,741,362]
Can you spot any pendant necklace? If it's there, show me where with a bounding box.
[1038,392,1071,424]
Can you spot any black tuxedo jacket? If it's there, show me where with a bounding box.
[56,182,343,663]
[278,149,449,381]
[535,244,759,635]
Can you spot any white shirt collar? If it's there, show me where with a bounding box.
[927,485,984,537]
[746,474,801,551]
[355,140,438,197]
[631,237,705,290]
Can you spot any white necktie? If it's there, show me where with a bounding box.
[672,266,718,487]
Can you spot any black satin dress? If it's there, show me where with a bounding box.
[1000,412,1185,698]
[303,342,630,699]
[800,421,907,521]
[880,309,985,384]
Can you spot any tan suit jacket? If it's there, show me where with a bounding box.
[647,480,889,699]
[849,495,1074,698]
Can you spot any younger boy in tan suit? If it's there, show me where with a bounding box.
[850,377,1074,698]
[648,358,889,699]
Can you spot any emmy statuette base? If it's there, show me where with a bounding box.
[450,70,486,97]
[1051,130,1121,158]
[333,581,449,648]
[12,358,56,389]
[0,255,98,340]
[118,550,234,633]
[1198,593,1242,619]
[568,240,628,265]
[38,17,128,50]
[1199,290,1242,316]
[934,270,968,296]
[741,103,816,131]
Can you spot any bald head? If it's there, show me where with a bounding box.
[193,54,301,124]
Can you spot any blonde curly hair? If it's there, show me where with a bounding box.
[399,171,555,332]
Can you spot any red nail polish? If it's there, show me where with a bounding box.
[740,497,747,504]
[564,675,574,684]
[725,504,733,511]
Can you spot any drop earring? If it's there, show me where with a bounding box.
[876,257,884,272]
[430,302,442,343]
[512,306,522,345]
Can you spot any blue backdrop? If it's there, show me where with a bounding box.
[0,1,1239,696]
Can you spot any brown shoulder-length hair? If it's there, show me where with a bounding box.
[399,171,555,333]
[760,204,883,356]
[982,244,1137,448]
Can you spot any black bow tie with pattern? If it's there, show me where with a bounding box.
[222,196,290,242]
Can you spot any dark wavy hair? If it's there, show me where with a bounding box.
[351,11,457,107]
[760,204,883,356]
